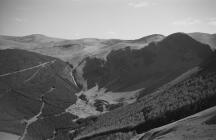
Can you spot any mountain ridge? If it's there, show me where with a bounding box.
[74,33,213,93]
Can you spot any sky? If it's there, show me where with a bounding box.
[0,0,216,39]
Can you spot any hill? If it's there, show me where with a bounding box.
[74,51,216,140]
[132,105,216,140]
[0,34,165,66]
[0,34,64,44]
[188,32,216,50]
[74,33,213,94]
[0,33,215,140]
[0,49,80,139]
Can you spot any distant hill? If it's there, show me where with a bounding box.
[0,34,64,50]
[188,32,216,50]
[0,34,166,66]
[129,34,164,44]
[0,34,64,44]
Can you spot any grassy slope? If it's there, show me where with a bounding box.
[133,105,216,140]
[0,49,79,138]
[75,52,216,140]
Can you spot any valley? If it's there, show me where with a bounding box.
[0,32,216,140]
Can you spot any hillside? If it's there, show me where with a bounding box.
[0,49,80,139]
[74,51,216,140]
[74,33,213,94]
[0,33,215,140]
[132,106,216,140]
[0,34,169,139]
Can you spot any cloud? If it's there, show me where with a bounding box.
[106,31,117,35]
[172,17,216,27]
[14,17,28,23]
[208,21,216,26]
[128,1,152,8]
[207,18,216,26]
[74,33,81,37]
[172,18,201,26]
